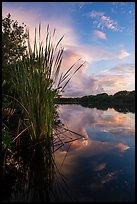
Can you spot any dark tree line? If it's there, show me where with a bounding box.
[57,90,135,113]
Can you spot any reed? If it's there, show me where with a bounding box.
[12,24,85,144]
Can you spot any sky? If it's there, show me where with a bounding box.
[2,2,135,97]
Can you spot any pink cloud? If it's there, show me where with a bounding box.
[58,104,135,146]
[96,63,135,94]
[117,49,130,59]
[100,15,123,32]
[94,30,106,39]
[89,11,124,32]
[115,143,130,152]
[93,162,106,171]
[2,4,79,48]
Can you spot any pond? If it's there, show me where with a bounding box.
[2,104,135,202]
[55,104,135,202]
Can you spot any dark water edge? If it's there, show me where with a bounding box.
[57,101,135,113]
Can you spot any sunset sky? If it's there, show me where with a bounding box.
[2,2,135,97]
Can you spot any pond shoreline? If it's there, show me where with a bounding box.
[56,101,135,113]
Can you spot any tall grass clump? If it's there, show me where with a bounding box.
[11,24,85,145]
[3,24,85,202]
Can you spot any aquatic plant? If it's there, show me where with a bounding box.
[11,24,85,144]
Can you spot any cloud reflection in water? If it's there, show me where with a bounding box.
[55,104,135,202]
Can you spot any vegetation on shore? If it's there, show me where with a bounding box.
[57,90,135,113]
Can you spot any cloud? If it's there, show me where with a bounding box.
[62,104,134,136]
[62,74,104,97]
[96,63,135,94]
[57,45,133,97]
[61,64,105,97]
[89,10,124,32]
[58,104,134,151]
[100,15,124,32]
[115,143,130,152]
[117,49,130,59]
[63,44,118,64]
[109,63,134,73]
[94,30,106,39]
[58,105,102,136]
[89,11,104,17]
[79,2,93,9]
[2,3,79,48]
[59,48,108,97]
[101,171,119,185]
[93,162,106,171]
[110,128,135,136]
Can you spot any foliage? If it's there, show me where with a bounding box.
[2,87,16,151]
[2,13,28,83]
[2,127,13,150]
[2,14,28,149]
[113,90,135,102]
[57,90,135,113]
[114,90,130,96]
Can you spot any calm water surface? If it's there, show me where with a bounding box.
[55,104,135,202]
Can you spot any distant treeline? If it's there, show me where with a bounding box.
[57,90,135,113]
